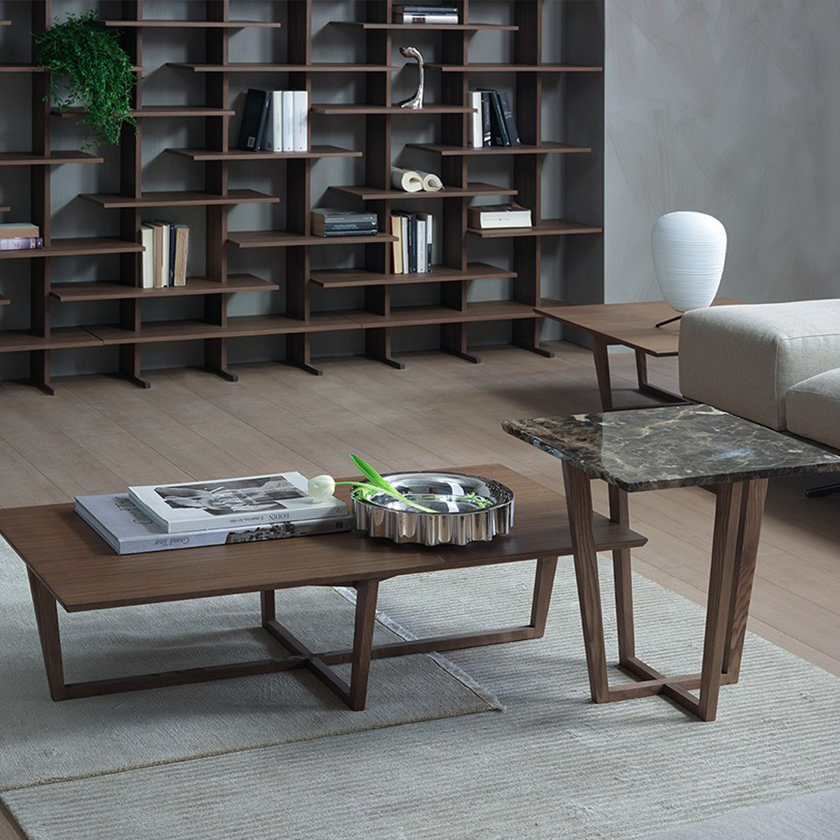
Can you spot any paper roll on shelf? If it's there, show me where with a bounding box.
[391,168,445,193]
[392,168,424,193]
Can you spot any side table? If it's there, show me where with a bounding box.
[504,405,840,721]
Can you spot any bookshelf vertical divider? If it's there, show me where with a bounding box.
[30,0,53,393]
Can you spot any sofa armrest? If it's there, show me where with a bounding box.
[679,301,840,430]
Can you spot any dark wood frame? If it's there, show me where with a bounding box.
[0,0,603,391]
[562,463,768,722]
[28,557,558,711]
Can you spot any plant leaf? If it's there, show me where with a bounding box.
[349,454,393,492]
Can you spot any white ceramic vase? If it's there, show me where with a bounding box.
[651,211,727,312]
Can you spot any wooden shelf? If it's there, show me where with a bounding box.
[427,63,604,73]
[407,141,592,157]
[311,104,476,115]
[0,204,9,213]
[168,63,396,73]
[311,263,516,289]
[0,151,103,166]
[166,145,362,162]
[0,64,45,73]
[349,299,558,329]
[330,21,518,31]
[0,327,103,354]
[229,231,396,249]
[87,313,361,345]
[467,219,602,238]
[0,295,10,306]
[330,183,516,201]
[0,238,144,260]
[101,20,283,28]
[80,189,279,209]
[54,106,235,119]
[50,274,277,302]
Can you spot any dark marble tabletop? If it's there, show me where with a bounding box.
[502,404,840,492]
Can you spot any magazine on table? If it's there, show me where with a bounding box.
[75,494,352,555]
[128,471,347,534]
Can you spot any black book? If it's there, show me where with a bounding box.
[480,92,492,146]
[498,91,521,147]
[396,211,418,274]
[480,90,510,147]
[237,89,270,151]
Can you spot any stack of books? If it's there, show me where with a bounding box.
[237,88,309,153]
[468,89,521,149]
[468,203,532,230]
[140,221,189,288]
[394,5,459,23]
[0,222,43,251]
[390,212,434,274]
[311,208,378,238]
[76,472,352,555]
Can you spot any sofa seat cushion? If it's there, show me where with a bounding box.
[679,300,840,430]
[785,369,840,450]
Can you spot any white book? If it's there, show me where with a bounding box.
[75,493,352,555]
[281,91,295,153]
[416,217,427,273]
[418,211,433,270]
[293,90,308,151]
[129,471,348,534]
[140,224,155,288]
[159,222,171,286]
[468,91,483,149]
[263,91,284,152]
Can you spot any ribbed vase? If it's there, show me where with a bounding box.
[651,211,727,312]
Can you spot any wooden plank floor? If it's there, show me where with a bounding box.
[1,341,839,838]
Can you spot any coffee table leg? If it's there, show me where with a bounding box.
[27,570,67,701]
[530,557,559,637]
[349,579,380,711]
[723,478,769,682]
[260,590,276,625]
[608,485,636,664]
[563,463,611,703]
[698,481,746,721]
[591,337,614,412]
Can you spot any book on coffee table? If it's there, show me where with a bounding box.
[129,471,347,534]
[76,494,352,555]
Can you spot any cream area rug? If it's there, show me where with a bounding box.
[5,554,840,839]
[0,540,499,791]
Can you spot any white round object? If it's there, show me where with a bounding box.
[651,211,727,312]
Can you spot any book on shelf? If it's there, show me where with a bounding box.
[75,493,352,555]
[141,220,189,287]
[390,211,433,274]
[471,90,521,148]
[394,6,459,23]
[129,471,348,535]
[311,208,378,237]
[237,88,270,151]
[0,236,43,250]
[263,90,309,153]
[0,222,38,239]
[468,91,483,149]
[468,202,532,229]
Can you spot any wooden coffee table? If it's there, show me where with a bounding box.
[535,299,740,410]
[0,464,646,712]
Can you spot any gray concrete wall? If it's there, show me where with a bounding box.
[605,0,840,305]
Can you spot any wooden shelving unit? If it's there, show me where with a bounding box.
[0,0,603,391]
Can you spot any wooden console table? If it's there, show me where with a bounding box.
[0,464,646,712]
[535,300,740,410]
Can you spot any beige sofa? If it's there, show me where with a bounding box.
[679,300,840,451]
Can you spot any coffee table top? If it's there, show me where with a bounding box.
[0,464,647,612]
[535,299,741,357]
[503,406,840,492]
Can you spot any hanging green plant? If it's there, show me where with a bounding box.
[35,10,138,150]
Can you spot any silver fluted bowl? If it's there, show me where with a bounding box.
[351,471,514,546]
